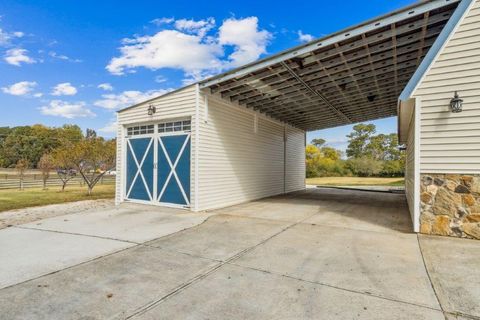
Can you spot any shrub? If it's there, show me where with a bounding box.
[346,157,383,177]
[380,160,404,177]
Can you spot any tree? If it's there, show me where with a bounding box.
[382,133,402,161]
[86,128,97,139]
[311,138,326,148]
[346,156,383,177]
[70,137,116,195]
[57,124,84,144]
[321,146,341,161]
[306,144,320,160]
[381,159,404,177]
[0,124,84,168]
[346,123,376,158]
[365,133,401,161]
[306,144,322,177]
[0,127,11,167]
[15,159,29,190]
[52,146,77,191]
[38,153,54,190]
[305,144,348,178]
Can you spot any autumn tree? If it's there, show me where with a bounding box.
[306,141,347,178]
[52,146,77,191]
[70,137,116,195]
[15,159,29,190]
[38,153,54,190]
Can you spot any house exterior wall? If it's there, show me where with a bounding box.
[420,173,480,239]
[414,0,480,174]
[116,86,306,211]
[285,126,306,193]
[196,92,305,211]
[115,85,198,206]
[412,0,480,239]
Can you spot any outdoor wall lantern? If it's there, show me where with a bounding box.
[147,104,156,116]
[450,91,463,113]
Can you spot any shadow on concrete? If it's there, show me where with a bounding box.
[257,187,413,234]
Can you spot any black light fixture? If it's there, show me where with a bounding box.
[147,104,156,116]
[450,91,463,113]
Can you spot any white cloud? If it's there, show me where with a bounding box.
[40,100,95,119]
[151,17,174,26]
[33,92,43,98]
[94,88,172,110]
[99,120,117,134]
[107,16,272,80]
[106,30,223,76]
[218,17,271,67]
[154,75,167,83]
[51,82,77,96]
[1,81,37,96]
[298,30,314,43]
[0,28,24,46]
[174,17,215,37]
[0,29,10,46]
[98,83,114,91]
[49,51,82,63]
[4,48,36,66]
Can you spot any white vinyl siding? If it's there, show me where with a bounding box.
[414,0,480,174]
[285,126,306,193]
[197,93,305,211]
[116,85,197,205]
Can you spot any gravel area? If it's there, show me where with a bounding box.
[0,199,114,230]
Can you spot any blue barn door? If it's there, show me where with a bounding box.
[157,134,191,206]
[125,137,154,202]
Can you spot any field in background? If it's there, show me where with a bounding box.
[0,184,115,212]
[306,177,404,186]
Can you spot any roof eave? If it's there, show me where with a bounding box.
[199,0,460,89]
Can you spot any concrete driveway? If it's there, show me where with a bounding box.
[0,188,479,319]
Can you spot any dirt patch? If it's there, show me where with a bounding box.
[0,199,114,229]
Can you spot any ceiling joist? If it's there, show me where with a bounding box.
[200,0,460,131]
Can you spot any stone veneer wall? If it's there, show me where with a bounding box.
[420,174,480,239]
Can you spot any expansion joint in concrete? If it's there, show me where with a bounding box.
[416,234,446,319]
[125,208,323,319]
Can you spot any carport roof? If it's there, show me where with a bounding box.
[199,0,461,131]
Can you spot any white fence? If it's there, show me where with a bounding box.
[0,174,115,190]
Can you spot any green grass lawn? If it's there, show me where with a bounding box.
[0,184,115,212]
[306,176,405,187]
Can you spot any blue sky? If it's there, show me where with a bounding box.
[0,0,415,150]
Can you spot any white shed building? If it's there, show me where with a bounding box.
[117,0,480,239]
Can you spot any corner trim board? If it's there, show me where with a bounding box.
[194,84,200,211]
[413,97,421,233]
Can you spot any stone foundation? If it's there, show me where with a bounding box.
[420,174,480,239]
